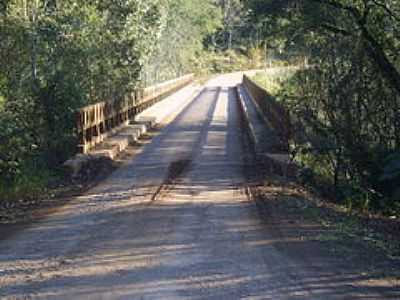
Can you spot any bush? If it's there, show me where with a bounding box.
[0,0,166,201]
[281,60,400,214]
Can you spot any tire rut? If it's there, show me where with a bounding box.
[151,159,192,202]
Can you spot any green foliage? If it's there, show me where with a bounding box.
[380,153,400,182]
[211,0,248,50]
[0,0,167,198]
[243,0,400,214]
[0,166,53,203]
[280,62,399,212]
[251,68,296,97]
[203,49,253,74]
[380,152,400,208]
[143,0,221,83]
[0,0,225,201]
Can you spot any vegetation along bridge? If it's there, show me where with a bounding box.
[0,0,399,299]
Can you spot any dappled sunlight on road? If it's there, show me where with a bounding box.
[0,74,399,299]
[2,194,397,299]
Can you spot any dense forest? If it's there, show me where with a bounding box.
[0,0,222,199]
[1,0,399,215]
[244,0,400,214]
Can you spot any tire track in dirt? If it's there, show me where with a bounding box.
[150,87,222,202]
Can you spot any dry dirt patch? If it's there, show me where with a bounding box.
[251,177,400,287]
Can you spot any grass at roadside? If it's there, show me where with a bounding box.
[0,164,79,224]
[250,67,297,97]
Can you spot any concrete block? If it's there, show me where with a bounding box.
[134,116,156,127]
[127,124,147,135]
[91,144,120,160]
[64,154,91,179]
[104,136,129,152]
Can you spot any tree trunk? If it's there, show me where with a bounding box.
[361,27,400,95]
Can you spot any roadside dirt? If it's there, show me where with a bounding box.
[241,144,400,285]
[252,178,400,281]
[0,73,399,299]
[237,80,400,294]
[239,155,400,296]
[0,128,161,231]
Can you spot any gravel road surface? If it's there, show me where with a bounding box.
[0,73,398,299]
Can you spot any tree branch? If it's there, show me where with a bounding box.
[370,0,400,22]
[308,0,400,94]
[320,23,352,36]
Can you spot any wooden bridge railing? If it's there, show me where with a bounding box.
[77,74,194,154]
[242,74,291,152]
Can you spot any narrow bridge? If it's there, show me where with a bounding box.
[0,73,397,299]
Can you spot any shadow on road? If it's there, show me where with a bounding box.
[0,82,399,299]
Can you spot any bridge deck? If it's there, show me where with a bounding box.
[0,73,397,299]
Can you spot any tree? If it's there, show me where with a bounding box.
[0,0,221,192]
[244,0,400,210]
[0,0,166,184]
[212,0,248,49]
[143,0,221,83]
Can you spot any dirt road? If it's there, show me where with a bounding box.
[0,74,398,299]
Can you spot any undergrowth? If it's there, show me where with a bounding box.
[249,67,400,217]
[0,166,63,204]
